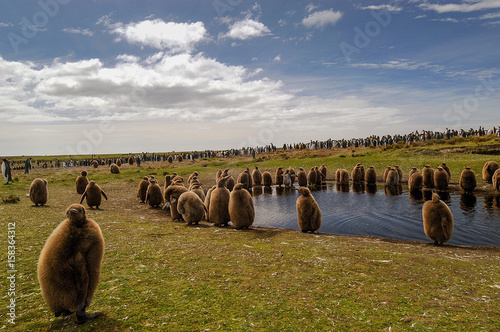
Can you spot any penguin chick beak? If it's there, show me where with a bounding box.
[70,209,79,214]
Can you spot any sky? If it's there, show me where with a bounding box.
[0,0,499,156]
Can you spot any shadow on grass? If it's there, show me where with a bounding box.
[36,312,125,331]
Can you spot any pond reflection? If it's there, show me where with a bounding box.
[252,184,500,247]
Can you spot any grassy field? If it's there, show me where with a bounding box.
[1,136,499,331]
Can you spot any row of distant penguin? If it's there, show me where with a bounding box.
[30,160,499,325]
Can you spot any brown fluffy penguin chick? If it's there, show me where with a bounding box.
[275,167,284,186]
[394,165,403,183]
[440,162,451,179]
[422,165,434,188]
[110,163,120,174]
[226,175,235,191]
[385,168,399,187]
[145,179,163,208]
[434,166,450,190]
[307,167,317,187]
[297,167,307,187]
[208,176,231,226]
[459,167,477,192]
[92,160,99,168]
[187,172,199,186]
[296,187,322,233]
[482,161,499,183]
[408,172,423,192]
[493,169,500,192]
[204,185,216,222]
[319,164,327,180]
[422,193,454,245]
[137,176,149,203]
[337,169,349,185]
[382,166,391,182]
[164,183,188,220]
[38,204,104,324]
[190,183,206,202]
[229,183,255,229]
[409,167,420,179]
[262,171,273,187]
[76,171,89,195]
[80,181,108,209]
[364,166,377,185]
[252,166,262,186]
[177,191,207,225]
[237,171,250,190]
[30,178,48,206]
[315,166,323,187]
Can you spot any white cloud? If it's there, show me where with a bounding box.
[222,19,271,40]
[359,5,403,12]
[478,11,500,18]
[302,9,343,28]
[306,4,319,12]
[0,22,13,27]
[62,27,94,36]
[431,17,460,23]
[273,55,281,62]
[349,60,445,73]
[103,18,207,53]
[420,0,500,13]
[116,54,140,63]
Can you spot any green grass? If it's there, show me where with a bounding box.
[1,136,499,331]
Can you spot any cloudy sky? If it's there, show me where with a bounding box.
[1,0,499,156]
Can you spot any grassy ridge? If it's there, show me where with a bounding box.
[0,136,499,331]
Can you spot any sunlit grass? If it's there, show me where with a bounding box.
[0,135,499,330]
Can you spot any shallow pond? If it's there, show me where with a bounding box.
[251,184,500,247]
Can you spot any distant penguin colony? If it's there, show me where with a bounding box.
[76,171,89,195]
[38,204,104,324]
[229,183,255,229]
[422,193,454,245]
[296,187,322,233]
[80,181,108,209]
[482,161,499,183]
[30,178,48,206]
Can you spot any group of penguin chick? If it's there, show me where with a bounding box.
[31,160,499,324]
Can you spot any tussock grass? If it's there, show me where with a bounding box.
[1,137,499,330]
